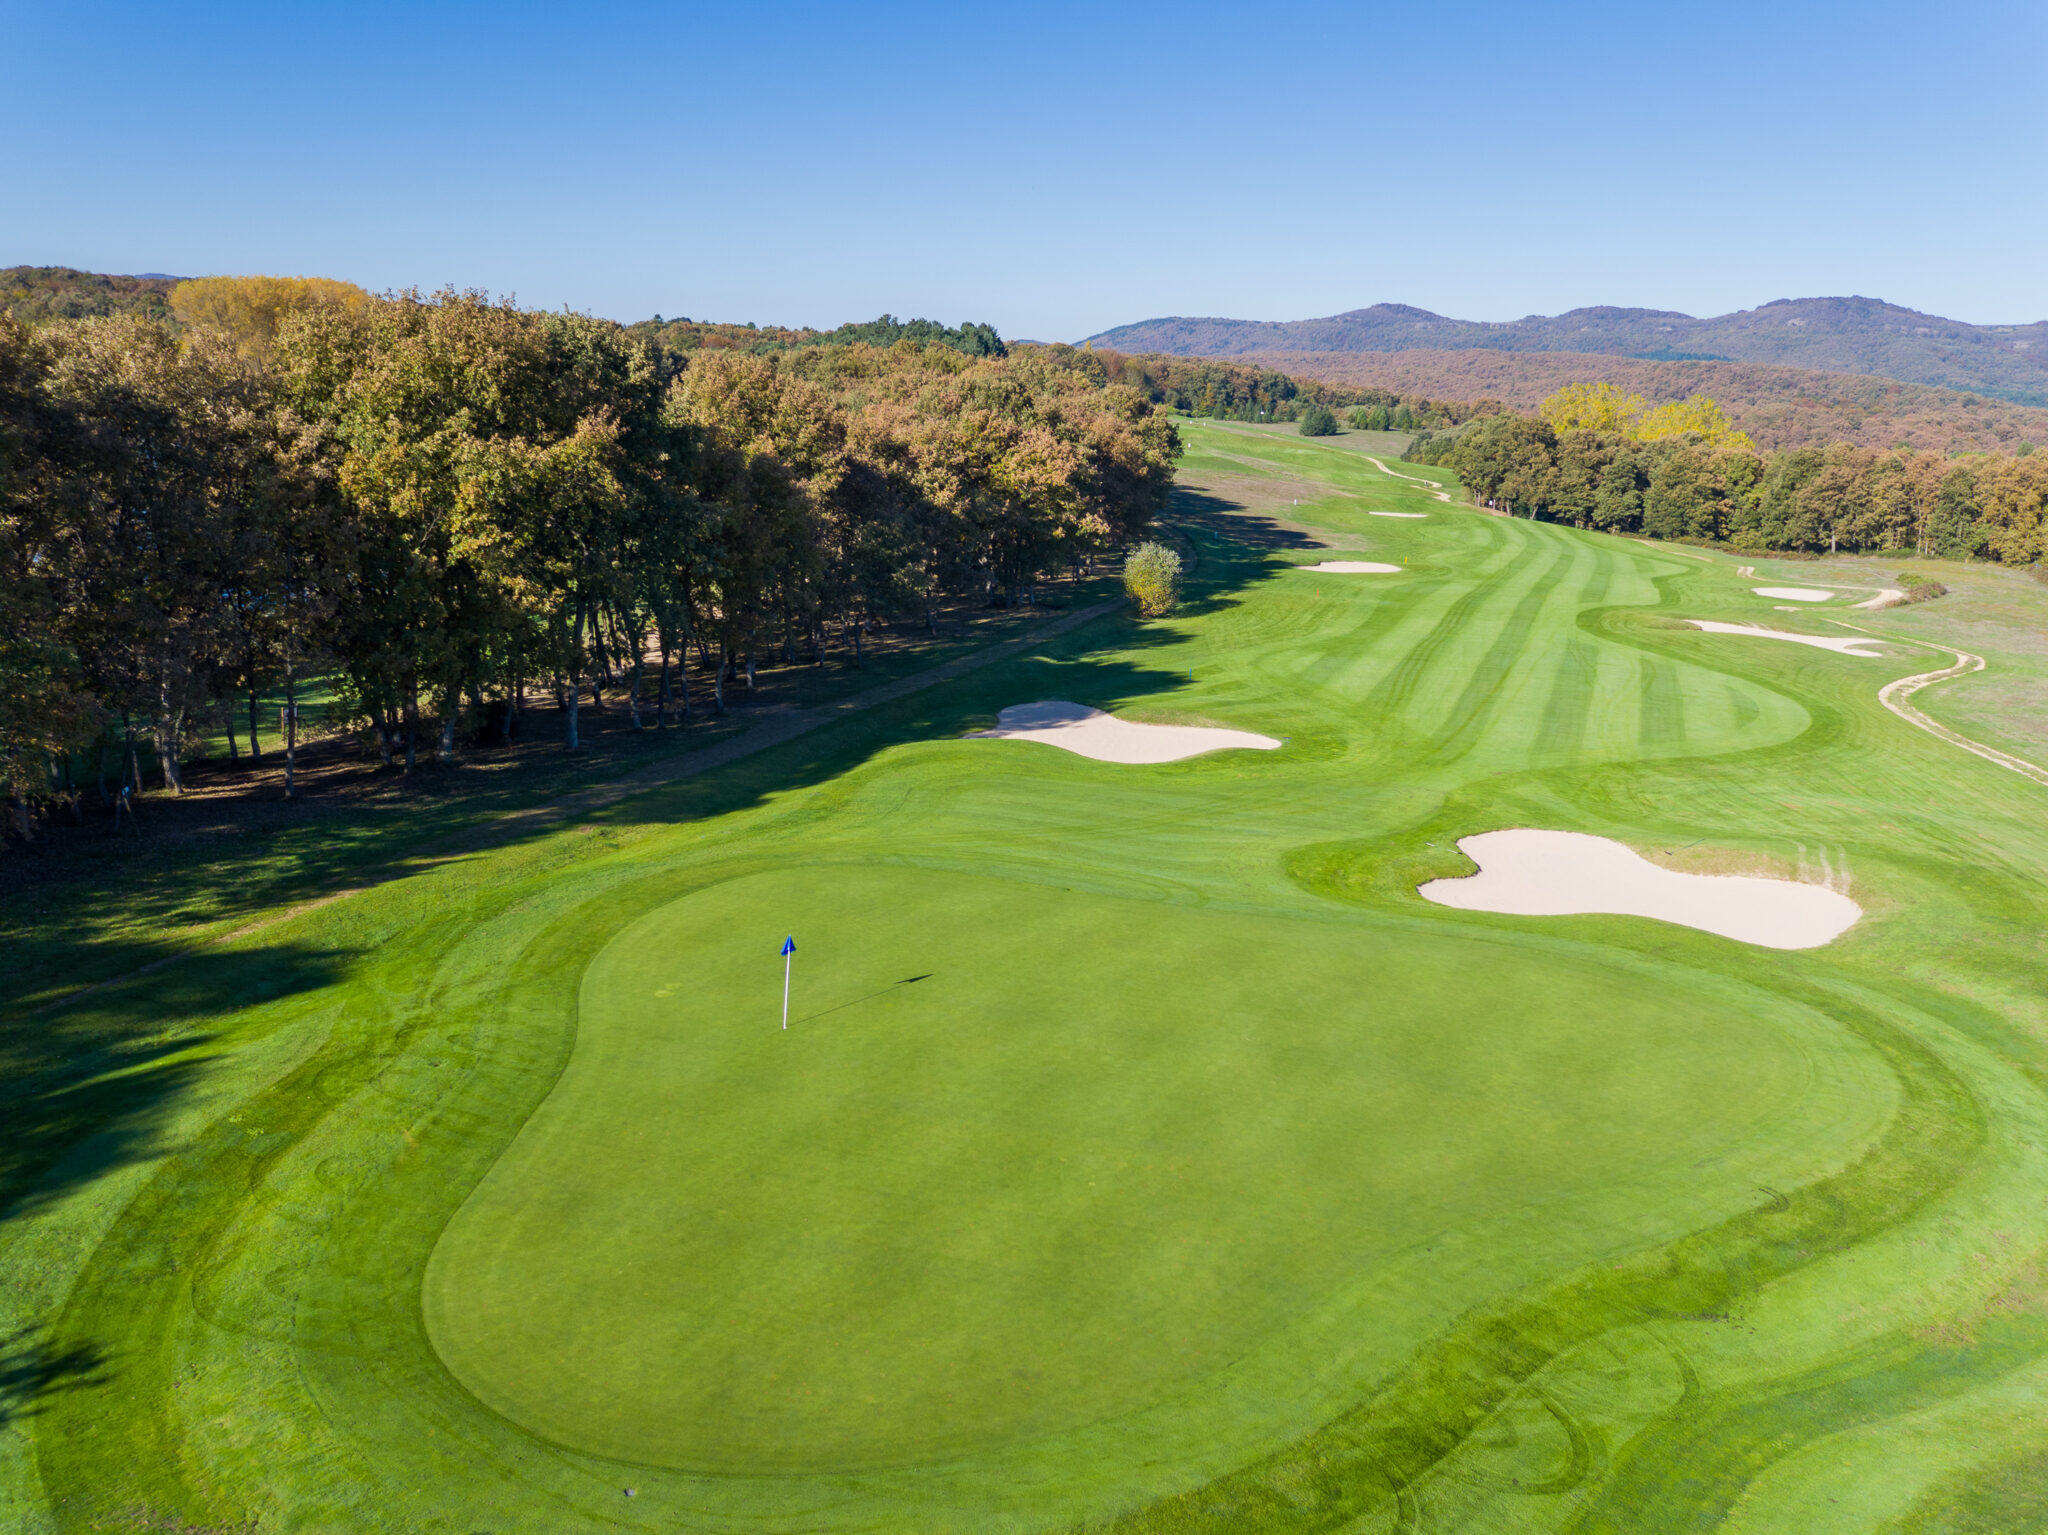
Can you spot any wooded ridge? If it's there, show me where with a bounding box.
[1228,348,2048,457]
[1087,297,2048,407]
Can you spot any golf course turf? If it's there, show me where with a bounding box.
[10,418,2048,1532]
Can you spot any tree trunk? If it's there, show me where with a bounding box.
[225,710,240,763]
[744,655,756,691]
[565,671,581,750]
[713,653,726,714]
[403,691,417,773]
[154,690,184,794]
[656,639,670,728]
[853,622,863,666]
[248,688,263,763]
[628,653,645,729]
[284,663,299,801]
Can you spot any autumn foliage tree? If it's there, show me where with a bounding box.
[0,286,1188,837]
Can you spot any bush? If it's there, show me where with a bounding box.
[1123,541,1183,616]
[1905,579,1949,602]
[1298,404,1339,437]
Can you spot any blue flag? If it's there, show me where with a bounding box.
[781,935,795,957]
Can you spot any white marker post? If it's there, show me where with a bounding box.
[780,935,795,1029]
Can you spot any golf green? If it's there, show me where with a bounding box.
[16,421,2048,1534]
[426,865,1892,1470]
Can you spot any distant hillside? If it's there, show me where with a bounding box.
[3,265,183,324]
[1087,297,2048,407]
[1234,348,2048,456]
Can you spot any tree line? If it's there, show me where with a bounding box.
[1409,387,2048,561]
[1075,348,1486,428]
[0,285,1180,834]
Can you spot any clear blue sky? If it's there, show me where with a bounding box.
[5,0,2043,339]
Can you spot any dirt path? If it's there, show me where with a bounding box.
[1358,455,1460,503]
[40,598,1123,1013]
[1873,644,2048,788]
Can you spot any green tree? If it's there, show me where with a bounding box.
[1123,541,1182,616]
[1298,404,1339,437]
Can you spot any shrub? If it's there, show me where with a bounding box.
[1123,541,1183,616]
[1903,578,1950,602]
[1298,404,1339,437]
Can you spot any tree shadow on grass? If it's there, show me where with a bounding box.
[0,514,1289,1233]
[1,942,351,1224]
[0,1326,109,1429]
[1169,488,1333,552]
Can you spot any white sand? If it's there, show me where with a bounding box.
[1298,561,1401,573]
[1420,829,1862,949]
[1685,620,1886,657]
[1754,586,1834,602]
[1370,511,1428,518]
[966,701,1281,764]
[1854,587,1907,609]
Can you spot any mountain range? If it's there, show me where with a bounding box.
[1085,297,2048,407]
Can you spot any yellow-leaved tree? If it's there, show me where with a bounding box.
[1541,382,1756,453]
[1540,381,1644,436]
[1635,394,1755,452]
[170,275,370,361]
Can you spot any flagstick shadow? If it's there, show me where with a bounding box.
[792,974,932,1028]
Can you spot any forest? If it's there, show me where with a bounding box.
[1079,347,1484,428]
[1408,387,2048,560]
[0,283,1180,832]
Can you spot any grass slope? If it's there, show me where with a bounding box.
[7,420,2048,1533]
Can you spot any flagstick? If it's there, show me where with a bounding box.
[782,948,792,1030]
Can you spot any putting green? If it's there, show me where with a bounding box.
[19,421,2048,1534]
[427,866,1893,1470]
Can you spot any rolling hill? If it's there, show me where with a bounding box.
[1219,347,2048,455]
[1088,297,2048,407]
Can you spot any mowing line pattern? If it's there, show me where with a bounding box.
[8,421,2048,1534]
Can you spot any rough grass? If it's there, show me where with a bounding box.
[7,419,2048,1533]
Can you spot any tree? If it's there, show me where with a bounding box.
[1123,541,1181,616]
[1541,382,1644,436]
[1298,404,1339,437]
[171,275,370,363]
[1635,393,1755,452]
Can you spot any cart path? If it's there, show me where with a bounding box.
[1872,643,2048,788]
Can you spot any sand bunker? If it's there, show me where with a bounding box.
[1370,511,1427,519]
[1754,587,1834,602]
[1298,561,1401,573]
[967,701,1281,764]
[1420,829,1861,949]
[1686,620,1886,657]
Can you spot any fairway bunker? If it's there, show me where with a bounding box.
[1298,561,1401,573]
[1754,586,1835,602]
[1420,829,1861,948]
[1685,620,1886,657]
[967,700,1281,763]
[1370,511,1427,518]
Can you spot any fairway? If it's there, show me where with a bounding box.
[15,419,2048,1534]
